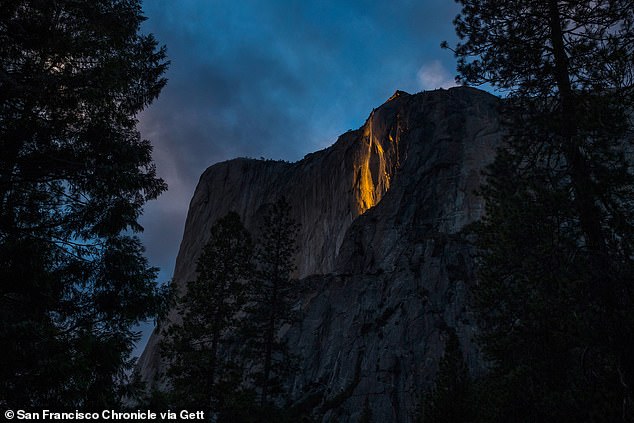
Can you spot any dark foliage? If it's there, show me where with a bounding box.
[0,0,169,409]
[159,203,301,420]
[420,330,470,423]
[446,0,634,421]
[161,212,254,414]
[245,196,301,408]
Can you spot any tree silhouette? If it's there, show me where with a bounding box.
[446,0,634,420]
[420,330,470,423]
[0,0,169,409]
[246,197,300,410]
[161,212,254,414]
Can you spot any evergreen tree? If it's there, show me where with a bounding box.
[0,0,168,409]
[246,197,300,410]
[420,329,470,423]
[161,212,254,414]
[445,0,634,420]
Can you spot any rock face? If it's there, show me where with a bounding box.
[138,86,502,422]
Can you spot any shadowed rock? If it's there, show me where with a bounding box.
[138,86,502,422]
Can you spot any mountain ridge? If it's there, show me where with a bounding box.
[139,86,502,422]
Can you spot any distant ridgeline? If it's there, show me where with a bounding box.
[138,87,503,422]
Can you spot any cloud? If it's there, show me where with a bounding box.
[130,0,464,357]
[417,60,457,90]
[136,0,461,285]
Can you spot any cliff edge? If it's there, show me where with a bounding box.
[138,86,502,422]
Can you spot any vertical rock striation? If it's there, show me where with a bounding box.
[138,86,502,422]
[286,87,501,422]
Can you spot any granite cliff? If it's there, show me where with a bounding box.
[138,86,502,422]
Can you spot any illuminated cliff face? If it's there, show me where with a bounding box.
[352,94,403,215]
[354,113,389,213]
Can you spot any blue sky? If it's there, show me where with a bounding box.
[133,0,462,355]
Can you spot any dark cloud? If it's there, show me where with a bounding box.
[132,0,461,355]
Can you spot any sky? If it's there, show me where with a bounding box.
[133,0,462,355]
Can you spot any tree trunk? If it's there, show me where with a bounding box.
[260,279,278,408]
[547,0,607,256]
[547,1,632,413]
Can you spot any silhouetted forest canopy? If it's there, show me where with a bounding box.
[0,0,169,409]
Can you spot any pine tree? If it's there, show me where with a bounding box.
[445,0,634,420]
[0,0,169,409]
[246,197,300,410]
[420,329,470,423]
[161,212,254,413]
